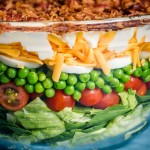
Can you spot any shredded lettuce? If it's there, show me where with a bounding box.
[14,98,66,140]
[0,90,149,147]
[118,89,138,109]
[72,105,147,145]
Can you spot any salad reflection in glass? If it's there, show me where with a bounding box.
[0,25,150,148]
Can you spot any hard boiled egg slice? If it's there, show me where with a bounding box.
[61,63,93,74]
[0,55,41,68]
[108,56,132,69]
[48,63,93,74]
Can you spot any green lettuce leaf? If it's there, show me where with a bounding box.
[14,98,66,140]
[57,107,91,130]
[136,90,150,103]
[84,105,130,128]
[118,89,138,109]
[72,105,147,145]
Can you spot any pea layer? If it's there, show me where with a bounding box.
[0,59,150,100]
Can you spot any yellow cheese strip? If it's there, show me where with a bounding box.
[94,50,110,75]
[103,50,115,60]
[52,53,64,82]
[73,51,86,62]
[0,44,21,49]
[85,48,95,64]
[129,28,138,44]
[97,31,116,52]
[48,34,67,46]
[132,47,139,70]
[142,42,150,51]
[0,48,20,57]
[15,56,43,65]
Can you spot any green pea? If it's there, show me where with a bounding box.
[120,74,130,83]
[73,90,81,101]
[27,71,38,84]
[143,75,150,83]
[42,78,53,89]
[123,64,132,72]
[90,70,99,81]
[18,67,29,79]
[79,73,90,82]
[141,60,149,70]
[86,81,95,90]
[45,88,55,98]
[14,78,26,86]
[126,68,134,75]
[0,74,10,83]
[141,69,150,79]
[75,82,86,92]
[67,74,77,85]
[38,73,46,81]
[6,67,17,78]
[54,80,66,90]
[109,78,119,87]
[102,72,113,82]
[102,85,112,94]
[24,84,34,93]
[95,77,105,88]
[113,69,124,79]
[35,82,45,93]
[115,82,124,92]
[60,72,68,80]
[133,67,142,77]
[0,62,7,72]
[64,85,75,95]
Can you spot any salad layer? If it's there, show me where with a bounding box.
[0,26,150,147]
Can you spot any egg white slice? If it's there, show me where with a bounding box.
[108,28,135,53]
[83,31,101,48]
[48,63,93,74]
[108,56,132,69]
[0,55,42,68]
[0,32,53,60]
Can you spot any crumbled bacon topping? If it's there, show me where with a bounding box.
[0,0,149,21]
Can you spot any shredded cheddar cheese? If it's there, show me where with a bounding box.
[52,53,64,82]
[1,28,150,82]
[46,29,150,81]
[0,43,43,65]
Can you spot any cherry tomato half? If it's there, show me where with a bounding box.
[0,82,29,111]
[46,90,75,112]
[124,76,143,91]
[79,88,103,106]
[93,91,120,109]
[146,81,150,90]
[137,83,147,96]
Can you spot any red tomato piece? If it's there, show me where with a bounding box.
[79,88,103,106]
[30,92,44,100]
[137,83,147,96]
[46,90,75,112]
[0,82,29,111]
[124,76,143,91]
[93,91,120,109]
[146,81,150,90]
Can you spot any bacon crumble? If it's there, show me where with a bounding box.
[0,0,149,22]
